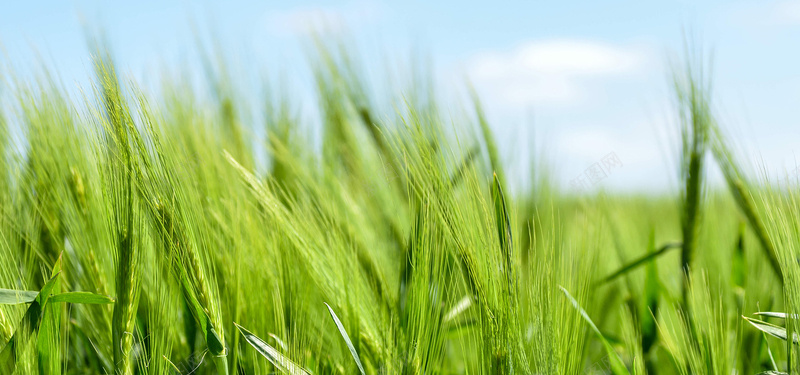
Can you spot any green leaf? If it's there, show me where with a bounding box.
[560,286,630,375]
[754,312,798,319]
[324,303,365,375]
[763,330,779,373]
[0,266,62,372]
[40,254,63,307]
[49,292,115,305]
[0,289,39,305]
[599,242,682,284]
[0,259,111,371]
[234,323,309,375]
[743,316,799,344]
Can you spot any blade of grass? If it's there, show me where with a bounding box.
[324,302,365,375]
[234,323,309,375]
[0,290,39,305]
[755,312,799,319]
[49,292,115,304]
[743,316,800,344]
[599,242,682,284]
[764,330,779,372]
[560,286,630,375]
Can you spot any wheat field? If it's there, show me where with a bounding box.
[0,38,798,375]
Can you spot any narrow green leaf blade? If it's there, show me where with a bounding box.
[234,323,309,375]
[754,312,799,319]
[743,316,800,344]
[560,286,630,375]
[35,272,61,315]
[49,292,115,305]
[324,303,365,375]
[599,242,681,284]
[0,289,38,305]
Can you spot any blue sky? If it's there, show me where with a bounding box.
[2,1,799,193]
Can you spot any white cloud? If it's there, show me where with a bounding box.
[265,2,382,37]
[724,0,800,28]
[465,39,650,108]
[515,40,642,75]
